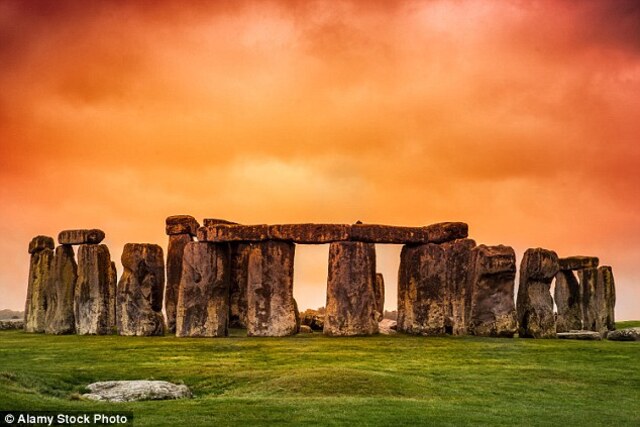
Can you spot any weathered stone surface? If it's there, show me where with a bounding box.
[165,215,200,236]
[558,256,599,271]
[374,273,385,322]
[397,243,448,335]
[202,218,238,227]
[350,224,425,244]
[557,330,602,340]
[578,268,600,332]
[468,245,517,337]
[517,248,559,338]
[165,234,193,334]
[197,224,269,242]
[379,319,397,335]
[108,261,117,330]
[74,244,115,335]
[443,238,476,335]
[598,266,616,331]
[229,243,250,328]
[324,242,379,336]
[606,327,640,341]
[28,235,54,254]
[299,325,313,333]
[246,241,298,337]
[83,381,191,402]
[554,270,583,332]
[24,238,54,333]
[424,222,469,244]
[270,224,350,244]
[117,244,165,336]
[44,245,77,334]
[58,229,105,245]
[301,309,325,331]
[0,319,24,330]
[176,242,230,337]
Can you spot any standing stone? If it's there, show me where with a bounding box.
[229,243,250,328]
[374,273,385,322]
[516,248,559,338]
[24,236,54,333]
[598,266,616,331]
[554,270,583,332]
[44,245,77,334]
[443,238,476,335]
[246,241,298,337]
[117,244,165,336]
[109,262,117,329]
[176,242,230,337]
[397,243,448,335]
[578,268,599,332]
[324,242,379,336]
[468,245,517,337]
[165,215,199,236]
[165,233,193,334]
[74,244,115,335]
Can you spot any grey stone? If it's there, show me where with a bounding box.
[176,242,230,337]
[324,242,379,336]
[246,241,298,337]
[379,319,397,335]
[74,244,115,335]
[443,238,476,335]
[165,233,193,334]
[349,224,427,244]
[374,273,385,322]
[229,243,250,328]
[301,309,325,331]
[24,237,54,333]
[517,248,559,338]
[606,327,640,341]
[270,224,350,244]
[58,229,105,245]
[165,215,199,236]
[117,244,165,336]
[598,266,616,331]
[423,222,469,244]
[83,380,191,402]
[468,245,517,337]
[557,330,602,340]
[0,319,25,330]
[578,268,601,332]
[554,270,583,332]
[202,218,238,227]
[197,224,269,242]
[44,245,77,334]
[28,235,54,254]
[558,256,599,270]
[299,325,313,333]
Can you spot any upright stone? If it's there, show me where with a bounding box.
[165,233,193,334]
[165,215,199,236]
[374,273,385,322]
[44,245,77,334]
[516,248,559,338]
[468,245,517,337]
[74,244,115,335]
[324,242,378,336]
[397,243,448,335]
[25,236,54,333]
[554,270,583,332]
[229,243,250,328]
[577,268,599,332]
[246,241,298,337]
[176,242,230,337]
[443,238,476,335]
[598,266,616,331]
[117,244,165,336]
[109,262,117,329]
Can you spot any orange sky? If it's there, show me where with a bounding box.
[1,0,639,319]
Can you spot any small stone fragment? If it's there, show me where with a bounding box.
[82,380,191,402]
[165,215,200,236]
[558,256,599,270]
[44,245,77,334]
[58,229,105,245]
[299,325,313,333]
[378,319,398,335]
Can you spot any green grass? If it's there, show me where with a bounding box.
[0,329,638,426]
[616,320,640,329]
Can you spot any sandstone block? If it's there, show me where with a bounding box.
[229,243,250,328]
[117,244,165,336]
[516,248,559,338]
[557,331,601,340]
[607,327,640,341]
[443,238,476,335]
[44,245,77,334]
[578,268,601,332]
[197,224,269,242]
[74,244,115,335]
[324,242,379,336]
[165,233,193,334]
[270,224,350,244]
[24,239,54,333]
[83,381,191,402]
[202,218,238,227]
[58,229,105,245]
[28,235,54,254]
[598,266,616,331]
[165,215,200,236]
[554,270,583,332]
[558,256,599,270]
[349,224,425,244]
[374,273,385,322]
[176,242,230,337]
[424,222,469,244]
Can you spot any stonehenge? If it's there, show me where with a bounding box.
[22,219,617,340]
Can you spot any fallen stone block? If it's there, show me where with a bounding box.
[557,330,602,340]
[606,327,640,341]
[83,380,191,402]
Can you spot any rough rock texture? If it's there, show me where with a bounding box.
[44,245,77,334]
[117,244,165,336]
[83,381,191,402]
[379,319,397,335]
[423,222,469,244]
[467,245,517,337]
[198,224,269,242]
[397,243,448,335]
[229,243,250,328]
[165,215,200,236]
[324,242,379,336]
[374,273,385,322]
[606,327,640,341]
[598,266,616,331]
[516,248,560,338]
[557,330,602,340]
[28,235,54,254]
[270,223,350,244]
[558,256,599,270]
[578,268,601,332]
[74,244,115,335]
[0,319,24,330]
[299,325,313,333]
[176,242,230,337]
[443,238,476,335]
[350,224,427,244]
[58,229,105,245]
[301,310,325,331]
[165,233,193,334]
[246,241,298,337]
[24,236,55,333]
[108,262,117,330]
[554,270,583,332]
[202,218,238,227]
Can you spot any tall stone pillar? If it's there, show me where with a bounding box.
[45,245,77,334]
[554,270,582,332]
[443,238,476,335]
[176,242,230,337]
[117,244,165,336]
[598,266,616,331]
[246,241,298,337]
[516,248,559,338]
[374,273,385,322]
[25,236,55,333]
[229,243,250,328]
[468,245,517,337]
[578,267,599,332]
[75,244,116,335]
[165,215,199,334]
[324,242,378,336]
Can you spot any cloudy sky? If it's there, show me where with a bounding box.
[1,0,639,319]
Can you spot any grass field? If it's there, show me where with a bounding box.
[1,324,639,426]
